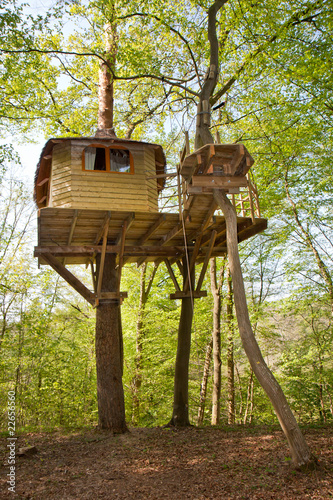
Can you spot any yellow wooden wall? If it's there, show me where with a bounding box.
[49,142,72,208]
[49,140,159,212]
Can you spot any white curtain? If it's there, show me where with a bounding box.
[110,149,130,173]
[85,148,96,170]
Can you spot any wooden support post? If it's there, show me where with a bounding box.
[91,261,97,293]
[63,209,79,266]
[117,219,127,290]
[164,259,181,292]
[42,253,95,305]
[184,237,202,292]
[185,130,190,155]
[96,222,109,301]
[177,163,183,221]
[196,230,217,292]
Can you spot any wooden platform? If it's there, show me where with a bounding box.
[34,207,267,266]
[180,143,254,184]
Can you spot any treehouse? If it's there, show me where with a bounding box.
[34,130,267,305]
[34,136,166,212]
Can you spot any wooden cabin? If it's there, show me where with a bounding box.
[34,137,166,212]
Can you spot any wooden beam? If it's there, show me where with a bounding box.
[35,245,185,258]
[158,221,183,246]
[137,214,166,245]
[96,222,109,299]
[115,214,135,245]
[63,209,79,266]
[191,175,248,189]
[37,177,50,187]
[42,253,95,305]
[184,236,202,292]
[196,230,217,292]
[90,261,97,293]
[94,211,111,245]
[164,259,181,292]
[117,219,127,289]
[99,292,128,300]
[188,201,217,241]
[170,290,207,300]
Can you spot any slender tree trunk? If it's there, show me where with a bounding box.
[132,263,158,425]
[243,369,254,425]
[169,256,194,426]
[235,363,244,422]
[226,265,235,425]
[95,253,127,432]
[197,338,213,426]
[132,264,146,425]
[210,258,221,425]
[213,188,316,469]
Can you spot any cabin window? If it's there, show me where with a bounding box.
[109,148,131,173]
[83,145,134,174]
[84,147,106,171]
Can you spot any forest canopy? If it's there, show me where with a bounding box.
[0,0,332,432]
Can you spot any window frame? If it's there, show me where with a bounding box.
[82,143,134,174]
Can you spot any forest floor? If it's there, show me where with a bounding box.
[0,425,332,499]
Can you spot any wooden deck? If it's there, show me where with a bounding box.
[34,206,267,266]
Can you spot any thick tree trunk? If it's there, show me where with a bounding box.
[197,338,213,426]
[195,0,227,149]
[213,188,316,469]
[210,258,221,425]
[95,253,127,432]
[97,21,117,136]
[226,265,235,425]
[169,257,194,426]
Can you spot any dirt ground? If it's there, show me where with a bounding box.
[0,426,332,499]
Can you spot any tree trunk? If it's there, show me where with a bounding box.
[195,0,227,149]
[197,337,213,426]
[226,265,235,425]
[243,369,254,425]
[210,258,221,425]
[95,253,127,432]
[168,256,194,426]
[97,18,117,136]
[213,188,316,469]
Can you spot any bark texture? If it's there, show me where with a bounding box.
[95,253,127,433]
[213,188,316,469]
[169,257,194,426]
[97,22,117,136]
[195,0,228,149]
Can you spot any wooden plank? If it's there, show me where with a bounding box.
[137,214,166,245]
[34,245,184,257]
[42,253,95,305]
[196,230,217,292]
[37,177,50,187]
[191,176,248,189]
